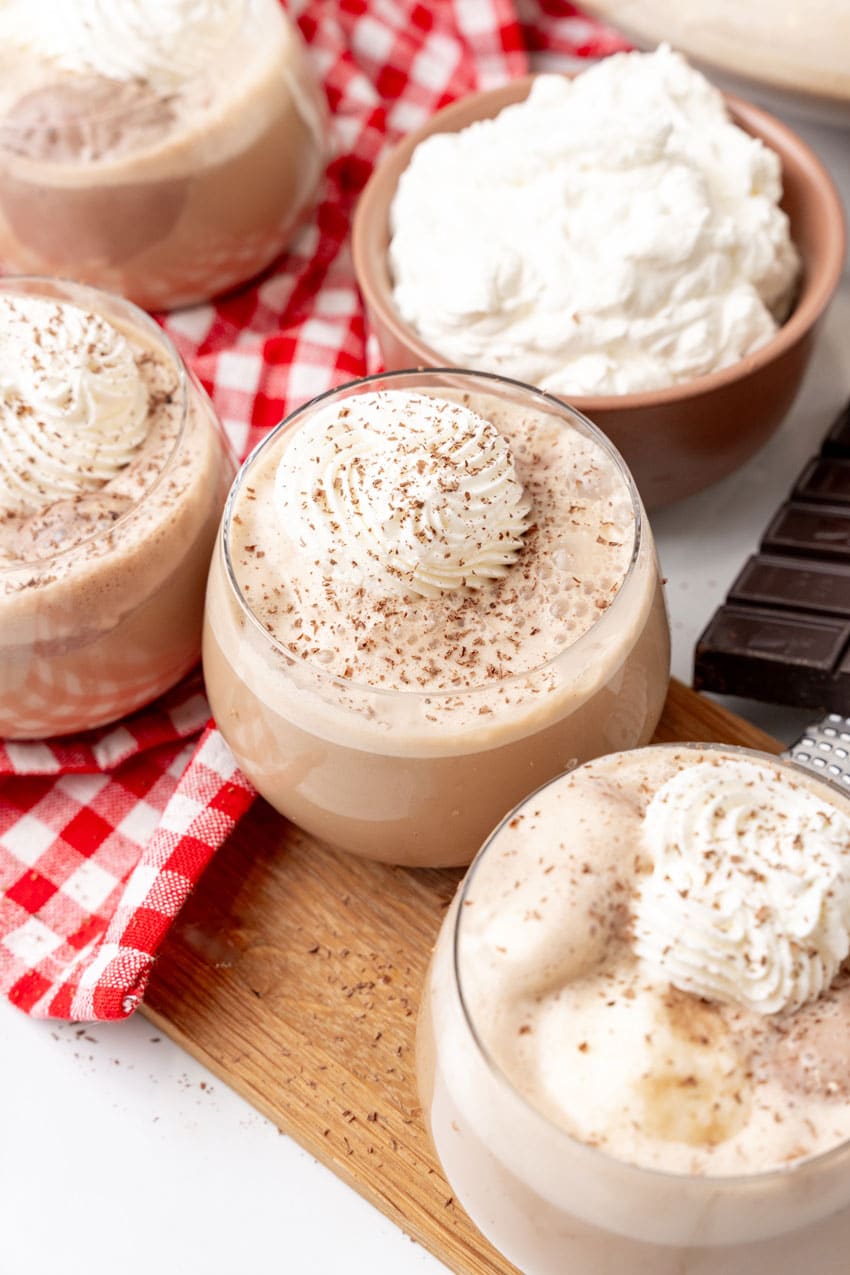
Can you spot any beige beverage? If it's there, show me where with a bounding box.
[0,278,233,739]
[418,744,850,1272]
[202,369,670,866]
[0,0,327,310]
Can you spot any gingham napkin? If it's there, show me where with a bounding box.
[0,1,626,1021]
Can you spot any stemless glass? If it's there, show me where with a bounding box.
[0,0,327,309]
[203,368,670,866]
[418,743,850,1275]
[0,276,235,739]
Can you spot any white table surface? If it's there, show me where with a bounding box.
[3,102,848,1275]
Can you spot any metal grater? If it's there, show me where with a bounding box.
[785,714,850,790]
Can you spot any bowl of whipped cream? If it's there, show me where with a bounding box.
[353,47,846,507]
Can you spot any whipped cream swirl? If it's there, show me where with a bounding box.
[0,295,149,517]
[0,0,243,90]
[634,757,850,1015]
[274,390,531,598]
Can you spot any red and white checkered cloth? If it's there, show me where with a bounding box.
[0,1,627,1021]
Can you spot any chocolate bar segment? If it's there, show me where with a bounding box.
[762,502,850,560]
[728,555,850,618]
[694,605,850,711]
[694,399,850,711]
[823,400,850,458]
[794,459,850,504]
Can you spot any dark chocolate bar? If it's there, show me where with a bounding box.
[794,459,850,505]
[694,399,850,711]
[696,605,850,712]
[762,503,850,561]
[728,555,850,618]
[822,400,850,458]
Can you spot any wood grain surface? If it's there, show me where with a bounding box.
[142,679,782,1274]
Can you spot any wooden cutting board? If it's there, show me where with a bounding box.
[142,679,782,1275]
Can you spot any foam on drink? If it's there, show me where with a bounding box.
[0,280,232,737]
[203,373,670,864]
[417,744,850,1271]
[457,746,850,1176]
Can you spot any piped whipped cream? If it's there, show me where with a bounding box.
[0,295,149,516]
[0,0,243,91]
[274,390,531,599]
[634,756,850,1015]
[389,45,800,396]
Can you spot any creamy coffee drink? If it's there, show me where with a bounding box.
[0,0,327,310]
[202,370,670,866]
[418,744,850,1272]
[0,279,233,739]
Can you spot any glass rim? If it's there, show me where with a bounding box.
[219,365,647,703]
[0,274,190,574]
[452,738,850,1188]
